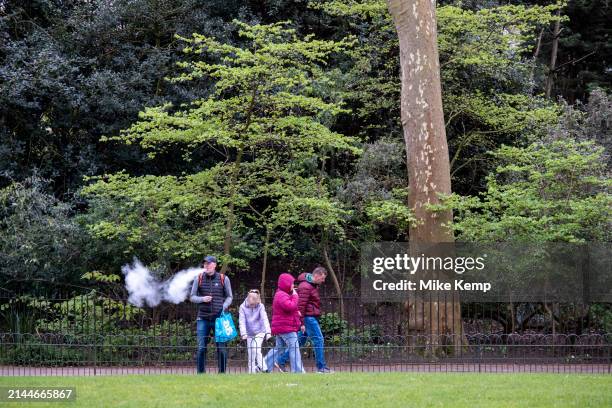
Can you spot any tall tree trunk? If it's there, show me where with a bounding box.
[322,238,345,321]
[387,0,452,242]
[220,83,257,274]
[386,0,463,351]
[220,147,244,274]
[545,10,561,99]
[260,225,270,302]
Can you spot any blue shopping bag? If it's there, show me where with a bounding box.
[215,311,238,343]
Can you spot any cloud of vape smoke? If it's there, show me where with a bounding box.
[121,258,203,307]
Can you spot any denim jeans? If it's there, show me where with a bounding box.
[277,316,327,370]
[196,317,228,373]
[264,332,304,373]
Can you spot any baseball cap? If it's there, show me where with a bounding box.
[202,255,217,264]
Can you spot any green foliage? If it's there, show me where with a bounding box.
[81,171,230,269]
[84,20,360,272]
[550,88,612,170]
[440,138,611,242]
[0,295,51,334]
[317,0,563,192]
[108,20,359,158]
[437,3,566,78]
[36,291,145,336]
[436,3,564,189]
[319,312,348,335]
[365,193,415,233]
[313,0,400,137]
[337,138,413,242]
[0,291,198,366]
[318,312,385,350]
[546,0,612,99]
[81,271,121,284]
[0,338,89,366]
[0,0,237,192]
[589,304,612,333]
[0,176,85,284]
[1,0,609,320]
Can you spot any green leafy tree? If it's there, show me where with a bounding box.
[444,139,610,243]
[84,20,360,277]
[0,176,85,288]
[316,0,563,193]
[0,0,248,192]
[436,137,610,333]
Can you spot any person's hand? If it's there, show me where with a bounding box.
[300,325,305,333]
[202,295,212,303]
[265,333,272,341]
[242,335,248,341]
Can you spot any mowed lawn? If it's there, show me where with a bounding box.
[0,373,610,408]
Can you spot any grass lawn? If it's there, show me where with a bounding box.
[0,373,610,407]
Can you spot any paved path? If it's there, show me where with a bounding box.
[1,363,609,376]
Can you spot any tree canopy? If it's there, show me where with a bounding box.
[0,0,609,298]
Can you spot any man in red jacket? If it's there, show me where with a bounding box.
[276,266,333,373]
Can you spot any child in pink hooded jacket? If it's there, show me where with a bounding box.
[263,273,304,373]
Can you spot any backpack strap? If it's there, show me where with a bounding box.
[198,272,225,287]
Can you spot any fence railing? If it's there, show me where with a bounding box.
[1,291,610,375]
[0,293,606,337]
[1,333,610,375]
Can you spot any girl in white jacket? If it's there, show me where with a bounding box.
[239,289,271,373]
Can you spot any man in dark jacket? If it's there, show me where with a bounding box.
[276,266,332,373]
[190,255,233,374]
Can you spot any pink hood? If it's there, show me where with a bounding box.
[278,273,294,294]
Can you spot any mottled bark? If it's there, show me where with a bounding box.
[386,0,463,350]
[387,0,452,241]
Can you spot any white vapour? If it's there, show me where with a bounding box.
[121,258,203,307]
[164,266,205,304]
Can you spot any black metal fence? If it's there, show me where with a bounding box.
[1,333,610,375]
[1,292,610,375]
[0,293,606,336]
